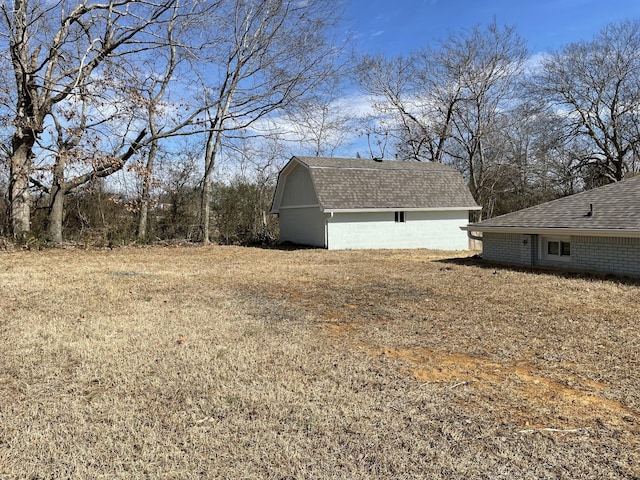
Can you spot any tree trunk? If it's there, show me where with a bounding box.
[47,186,65,245]
[137,147,156,242]
[615,158,624,181]
[200,177,212,244]
[138,200,149,242]
[200,125,222,244]
[46,155,67,245]
[10,135,33,239]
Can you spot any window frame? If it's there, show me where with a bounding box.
[540,236,571,262]
[394,211,406,223]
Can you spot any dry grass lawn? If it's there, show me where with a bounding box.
[1,245,639,478]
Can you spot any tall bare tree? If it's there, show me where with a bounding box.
[532,20,640,183]
[442,23,528,206]
[135,3,183,242]
[193,0,342,243]
[0,0,176,239]
[357,54,436,161]
[356,22,528,213]
[34,74,147,244]
[286,78,356,157]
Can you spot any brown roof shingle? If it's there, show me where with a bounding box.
[292,156,479,210]
[468,175,640,232]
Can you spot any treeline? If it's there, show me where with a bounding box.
[0,0,339,245]
[1,1,639,246]
[0,175,277,247]
[356,20,640,219]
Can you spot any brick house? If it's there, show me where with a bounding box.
[462,175,640,277]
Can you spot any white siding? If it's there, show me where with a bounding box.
[326,210,469,250]
[280,164,318,207]
[279,207,326,247]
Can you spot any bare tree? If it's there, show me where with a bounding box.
[36,99,146,244]
[356,54,438,161]
[532,20,640,184]
[22,57,158,245]
[442,23,528,206]
[192,0,342,243]
[0,0,176,239]
[285,78,356,157]
[209,137,283,244]
[135,4,183,242]
[154,146,201,240]
[356,22,528,214]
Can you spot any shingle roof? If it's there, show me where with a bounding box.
[468,175,640,232]
[288,156,479,210]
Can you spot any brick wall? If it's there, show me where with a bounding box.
[571,236,640,277]
[482,232,535,266]
[483,232,640,277]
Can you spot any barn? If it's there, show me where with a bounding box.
[462,175,640,277]
[270,156,480,250]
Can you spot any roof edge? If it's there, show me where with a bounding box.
[326,206,481,213]
[460,225,640,238]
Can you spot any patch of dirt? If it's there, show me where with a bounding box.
[267,251,640,435]
[364,346,637,430]
[325,321,360,338]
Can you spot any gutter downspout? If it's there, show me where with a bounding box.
[467,230,483,242]
[467,230,483,251]
[325,211,334,249]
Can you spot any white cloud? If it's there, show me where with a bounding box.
[525,51,550,74]
[238,91,377,158]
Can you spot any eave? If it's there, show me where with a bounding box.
[324,206,482,213]
[460,225,640,238]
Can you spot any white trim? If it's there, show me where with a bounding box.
[325,206,481,214]
[460,226,640,238]
[278,204,321,210]
[540,235,572,262]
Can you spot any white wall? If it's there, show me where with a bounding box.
[279,207,327,247]
[326,210,470,250]
[280,164,317,207]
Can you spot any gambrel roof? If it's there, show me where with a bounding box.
[271,156,480,213]
[464,175,640,235]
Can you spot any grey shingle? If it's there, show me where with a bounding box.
[469,175,640,231]
[293,156,478,210]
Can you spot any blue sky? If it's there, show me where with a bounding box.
[345,0,640,56]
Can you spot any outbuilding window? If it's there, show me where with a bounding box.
[395,211,405,223]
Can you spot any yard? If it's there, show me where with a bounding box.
[1,246,638,478]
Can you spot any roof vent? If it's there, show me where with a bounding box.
[585,203,594,217]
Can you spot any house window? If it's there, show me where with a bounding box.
[395,211,405,223]
[542,237,571,261]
